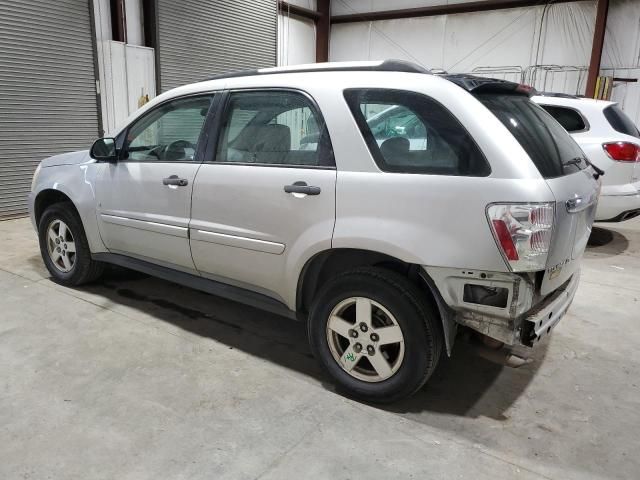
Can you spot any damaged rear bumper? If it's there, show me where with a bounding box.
[423,266,580,354]
[520,271,579,346]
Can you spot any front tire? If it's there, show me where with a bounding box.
[308,267,443,403]
[38,202,104,286]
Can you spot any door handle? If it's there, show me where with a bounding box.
[284,181,321,196]
[163,175,189,187]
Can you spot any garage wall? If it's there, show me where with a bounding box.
[157,0,278,92]
[330,1,596,74]
[329,0,640,123]
[278,0,317,66]
[0,0,100,220]
[601,0,640,124]
[278,13,316,66]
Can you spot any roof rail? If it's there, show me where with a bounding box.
[205,59,431,81]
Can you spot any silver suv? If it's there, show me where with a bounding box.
[29,61,599,402]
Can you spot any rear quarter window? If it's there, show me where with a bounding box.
[603,105,640,138]
[344,89,490,176]
[540,105,587,132]
[478,94,587,179]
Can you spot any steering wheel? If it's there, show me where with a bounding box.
[165,140,195,161]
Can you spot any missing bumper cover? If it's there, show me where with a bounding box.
[463,284,509,308]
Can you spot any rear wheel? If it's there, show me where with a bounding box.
[38,202,104,286]
[308,267,443,403]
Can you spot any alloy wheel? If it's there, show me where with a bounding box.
[46,219,76,273]
[326,296,405,382]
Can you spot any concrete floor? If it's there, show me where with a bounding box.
[1,217,639,480]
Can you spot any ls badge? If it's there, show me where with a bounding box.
[548,258,570,280]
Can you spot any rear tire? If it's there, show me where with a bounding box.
[38,202,104,286]
[308,267,443,403]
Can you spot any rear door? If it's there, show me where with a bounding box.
[479,94,599,294]
[189,89,336,304]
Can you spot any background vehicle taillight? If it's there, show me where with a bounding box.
[602,142,640,162]
[487,203,555,272]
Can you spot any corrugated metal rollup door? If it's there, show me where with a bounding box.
[156,0,277,92]
[0,0,99,220]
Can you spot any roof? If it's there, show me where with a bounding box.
[531,94,615,109]
[535,91,582,99]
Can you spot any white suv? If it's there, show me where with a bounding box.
[533,94,640,222]
[29,61,599,402]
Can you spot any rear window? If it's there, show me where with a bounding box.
[344,89,490,176]
[478,94,587,178]
[540,105,587,132]
[603,105,639,138]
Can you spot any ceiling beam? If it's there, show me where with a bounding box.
[331,0,584,24]
[277,0,321,22]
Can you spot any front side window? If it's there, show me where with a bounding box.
[540,105,587,132]
[124,95,213,161]
[344,89,489,176]
[215,90,334,167]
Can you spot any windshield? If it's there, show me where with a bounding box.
[478,94,587,178]
[603,105,640,138]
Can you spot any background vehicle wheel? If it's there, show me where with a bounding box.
[308,267,443,403]
[38,202,104,286]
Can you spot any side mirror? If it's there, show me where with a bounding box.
[90,137,117,162]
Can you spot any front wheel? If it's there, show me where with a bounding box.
[38,202,104,286]
[308,267,443,403]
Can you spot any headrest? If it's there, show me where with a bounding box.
[380,136,410,158]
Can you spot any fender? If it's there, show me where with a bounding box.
[29,156,107,254]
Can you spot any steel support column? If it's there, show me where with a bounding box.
[585,0,609,97]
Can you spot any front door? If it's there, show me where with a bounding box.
[190,89,336,305]
[96,94,214,271]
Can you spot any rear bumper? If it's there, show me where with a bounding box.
[424,266,580,349]
[520,271,579,346]
[596,187,640,222]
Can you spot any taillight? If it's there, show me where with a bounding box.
[487,203,555,272]
[602,142,640,162]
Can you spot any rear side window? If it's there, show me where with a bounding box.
[344,89,490,176]
[478,94,587,178]
[540,105,587,132]
[603,105,639,138]
[216,90,334,167]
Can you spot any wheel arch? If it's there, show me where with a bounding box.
[34,189,79,227]
[296,248,456,355]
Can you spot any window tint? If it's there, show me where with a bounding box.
[603,105,640,138]
[125,96,212,161]
[540,105,587,132]
[479,94,587,178]
[344,89,490,176]
[216,91,334,167]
